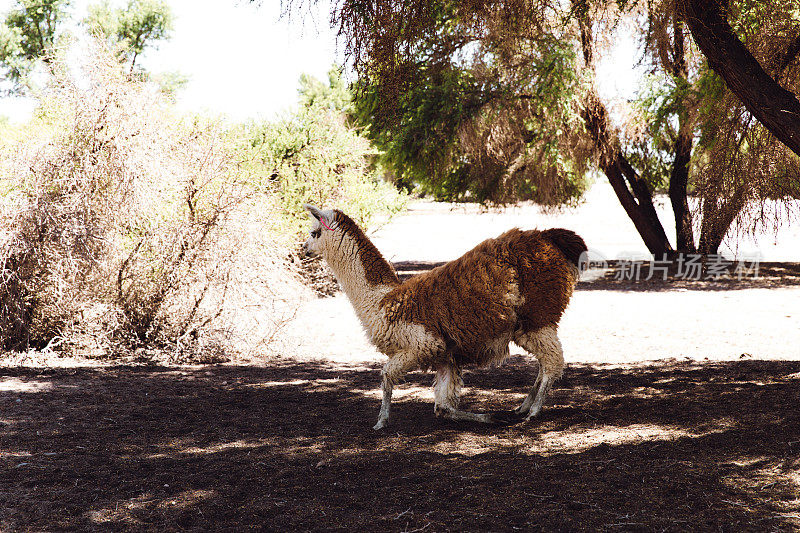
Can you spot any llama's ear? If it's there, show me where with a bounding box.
[304,204,323,221]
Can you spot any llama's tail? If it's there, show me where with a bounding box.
[541,228,588,270]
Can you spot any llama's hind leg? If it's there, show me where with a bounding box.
[433,364,494,424]
[433,364,462,415]
[514,325,564,420]
[513,364,543,416]
[374,353,418,430]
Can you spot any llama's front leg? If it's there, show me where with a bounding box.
[374,353,417,430]
[514,326,565,420]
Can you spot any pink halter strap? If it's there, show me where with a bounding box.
[319,218,335,231]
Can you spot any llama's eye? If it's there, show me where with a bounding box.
[311,229,321,238]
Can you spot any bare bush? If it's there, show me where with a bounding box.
[0,42,294,360]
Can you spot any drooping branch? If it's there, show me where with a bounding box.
[680,0,800,156]
[581,94,672,255]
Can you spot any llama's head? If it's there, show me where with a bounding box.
[302,204,400,289]
[302,204,338,258]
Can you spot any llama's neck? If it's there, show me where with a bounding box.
[321,220,399,329]
[325,247,393,324]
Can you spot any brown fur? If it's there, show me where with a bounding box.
[381,228,583,367]
[541,228,588,268]
[332,210,400,287]
[307,206,586,427]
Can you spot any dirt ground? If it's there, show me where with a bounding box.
[2,358,800,531]
[3,190,800,531]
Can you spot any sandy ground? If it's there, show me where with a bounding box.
[283,182,800,365]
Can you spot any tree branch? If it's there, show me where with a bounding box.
[680,0,800,156]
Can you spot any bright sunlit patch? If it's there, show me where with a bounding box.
[247,378,343,391]
[532,424,701,455]
[423,423,727,457]
[179,440,263,456]
[431,434,508,456]
[721,458,800,523]
[249,379,313,388]
[630,386,666,398]
[146,439,264,459]
[156,489,218,511]
[361,385,435,402]
[0,451,32,459]
[0,378,53,393]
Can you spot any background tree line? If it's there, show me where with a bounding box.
[0,0,179,94]
[292,0,800,256]
[6,0,799,257]
[0,1,407,356]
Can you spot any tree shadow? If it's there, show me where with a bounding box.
[1,359,799,530]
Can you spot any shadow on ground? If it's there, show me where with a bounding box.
[2,359,799,531]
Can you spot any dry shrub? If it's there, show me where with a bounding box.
[0,42,309,361]
[297,252,340,297]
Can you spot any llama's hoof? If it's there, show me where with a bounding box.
[373,419,388,430]
[489,409,526,426]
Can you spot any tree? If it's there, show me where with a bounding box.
[305,0,799,255]
[0,0,175,95]
[298,66,352,111]
[329,0,675,252]
[641,0,800,253]
[85,0,173,73]
[353,42,592,205]
[0,0,69,90]
[680,0,800,157]
[242,68,407,235]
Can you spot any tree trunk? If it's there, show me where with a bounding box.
[680,0,800,156]
[669,128,695,252]
[667,21,696,253]
[697,186,746,255]
[581,95,673,256]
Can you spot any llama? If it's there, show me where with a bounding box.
[302,205,586,430]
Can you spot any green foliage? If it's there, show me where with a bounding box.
[627,73,686,193]
[85,0,173,71]
[632,0,800,207]
[298,67,352,112]
[353,65,474,200]
[237,69,407,239]
[0,0,69,89]
[347,5,591,205]
[0,0,176,95]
